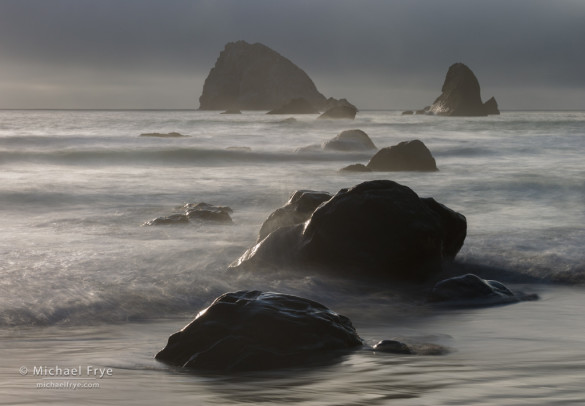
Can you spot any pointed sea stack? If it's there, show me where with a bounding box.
[427,63,499,116]
[199,41,328,111]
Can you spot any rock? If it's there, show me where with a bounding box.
[339,163,371,172]
[267,98,319,115]
[221,109,241,114]
[278,117,297,124]
[483,96,500,115]
[258,190,332,242]
[199,41,328,111]
[322,129,377,151]
[184,202,233,223]
[318,102,358,119]
[140,132,186,138]
[155,290,363,371]
[144,202,233,226]
[143,213,189,226]
[428,273,537,306]
[402,110,414,115]
[373,340,412,354]
[427,63,499,116]
[366,140,438,172]
[231,180,467,282]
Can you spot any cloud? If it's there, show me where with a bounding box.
[0,0,583,109]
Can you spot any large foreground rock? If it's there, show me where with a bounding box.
[231,180,467,281]
[427,63,500,116]
[366,140,437,171]
[199,41,328,111]
[155,290,362,371]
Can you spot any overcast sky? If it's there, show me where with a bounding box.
[0,0,583,110]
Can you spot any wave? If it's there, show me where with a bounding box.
[0,146,373,166]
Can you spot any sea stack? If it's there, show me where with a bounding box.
[199,41,328,111]
[427,63,500,116]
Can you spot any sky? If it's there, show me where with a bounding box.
[0,0,583,110]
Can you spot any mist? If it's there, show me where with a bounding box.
[0,0,583,110]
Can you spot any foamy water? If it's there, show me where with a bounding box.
[0,110,584,405]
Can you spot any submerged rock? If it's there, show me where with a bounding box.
[429,273,538,306]
[199,41,328,111]
[267,98,319,114]
[144,213,189,226]
[322,129,377,151]
[427,63,499,116]
[258,190,332,242]
[144,202,233,226]
[372,340,412,354]
[231,180,467,282]
[155,290,362,371]
[366,140,438,172]
[184,202,233,223]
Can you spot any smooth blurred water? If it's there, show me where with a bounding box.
[0,110,584,405]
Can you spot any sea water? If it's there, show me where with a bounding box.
[0,110,584,405]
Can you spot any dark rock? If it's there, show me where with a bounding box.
[221,109,241,114]
[278,117,297,124]
[155,290,363,371]
[258,190,331,242]
[402,110,414,115]
[428,273,538,306]
[144,202,233,226]
[143,213,189,226]
[231,180,467,282]
[373,340,412,354]
[267,98,319,115]
[366,140,438,172]
[323,129,377,151]
[318,103,358,120]
[483,96,500,115]
[184,202,233,223]
[140,132,186,138]
[339,163,371,172]
[199,41,328,111]
[427,63,499,116]
[415,108,429,115]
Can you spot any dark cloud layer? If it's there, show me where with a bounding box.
[0,0,583,109]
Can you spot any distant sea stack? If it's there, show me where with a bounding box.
[426,63,500,116]
[199,41,329,111]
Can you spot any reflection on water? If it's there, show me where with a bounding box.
[1,287,584,405]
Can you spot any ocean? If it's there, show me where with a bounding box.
[0,109,584,405]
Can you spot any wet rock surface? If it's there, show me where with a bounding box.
[258,190,332,242]
[232,180,467,282]
[155,290,363,371]
[429,273,539,306]
[144,202,233,226]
